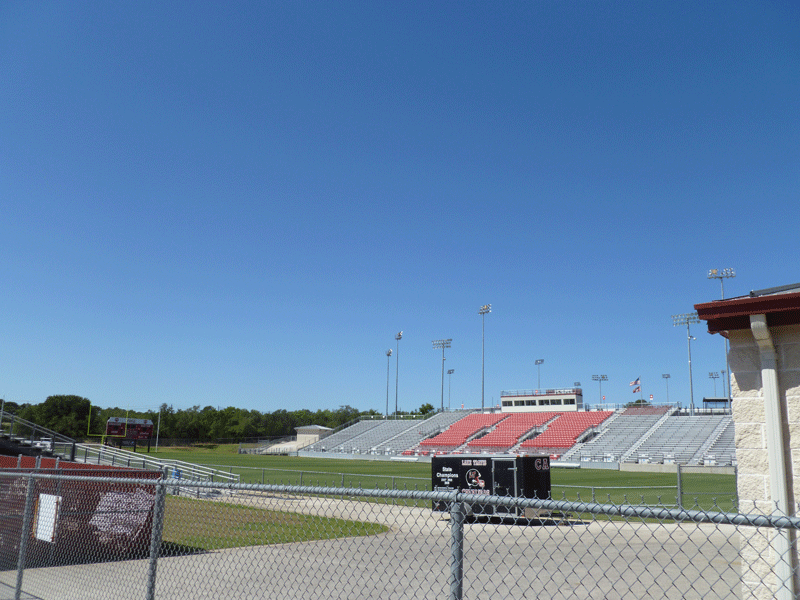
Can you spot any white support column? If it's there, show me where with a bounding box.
[750,314,796,600]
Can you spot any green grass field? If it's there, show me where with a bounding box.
[163,495,388,552]
[141,445,737,512]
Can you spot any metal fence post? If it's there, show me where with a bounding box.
[145,477,168,600]
[449,493,464,600]
[15,473,37,600]
[676,463,683,509]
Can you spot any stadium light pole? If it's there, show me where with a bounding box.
[155,407,161,452]
[673,312,700,416]
[708,268,735,400]
[394,331,402,419]
[479,304,491,411]
[709,371,719,397]
[535,359,544,390]
[433,339,452,413]
[385,349,393,418]
[662,374,670,404]
[721,369,728,410]
[592,375,607,405]
[447,369,455,411]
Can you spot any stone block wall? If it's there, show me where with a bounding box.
[728,324,800,598]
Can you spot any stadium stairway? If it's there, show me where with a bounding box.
[559,410,623,461]
[620,408,678,463]
[688,415,734,465]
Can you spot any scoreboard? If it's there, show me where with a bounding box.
[105,417,154,440]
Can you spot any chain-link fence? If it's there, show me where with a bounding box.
[1,470,797,600]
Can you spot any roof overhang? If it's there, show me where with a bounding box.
[695,289,800,335]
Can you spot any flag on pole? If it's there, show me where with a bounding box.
[632,386,641,394]
[629,377,640,386]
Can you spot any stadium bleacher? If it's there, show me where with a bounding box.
[372,411,467,455]
[300,405,734,466]
[467,412,556,449]
[519,411,613,454]
[417,413,508,453]
[627,414,733,465]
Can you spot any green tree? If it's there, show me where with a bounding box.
[418,403,435,416]
[626,398,651,408]
[28,395,92,439]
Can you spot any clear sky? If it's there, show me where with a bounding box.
[2,2,798,415]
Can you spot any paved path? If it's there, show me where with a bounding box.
[0,492,743,600]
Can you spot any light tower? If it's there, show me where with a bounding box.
[672,312,700,416]
[708,268,735,399]
[385,349,392,418]
[592,374,608,405]
[662,374,670,404]
[479,304,491,411]
[394,331,403,419]
[432,339,452,412]
[447,369,455,410]
[535,359,544,390]
[709,371,720,396]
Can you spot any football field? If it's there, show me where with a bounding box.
[142,445,737,512]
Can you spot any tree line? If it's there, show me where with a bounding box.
[1,395,435,443]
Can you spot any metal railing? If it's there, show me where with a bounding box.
[72,443,240,487]
[0,410,77,461]
[1,470,796,600]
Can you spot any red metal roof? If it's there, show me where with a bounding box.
[695,286,800,334]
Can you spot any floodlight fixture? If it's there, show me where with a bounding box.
[708,268,736,298]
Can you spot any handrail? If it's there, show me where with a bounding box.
[0,411,76,446]
[74,443,239,484]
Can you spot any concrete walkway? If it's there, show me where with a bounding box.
[1,493,743,600]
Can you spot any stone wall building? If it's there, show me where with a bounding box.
[696,283,800,600]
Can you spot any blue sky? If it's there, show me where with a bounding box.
[1,1,798,415]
